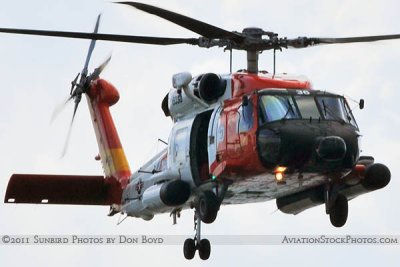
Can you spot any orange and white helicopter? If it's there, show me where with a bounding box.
[1,2,395,260]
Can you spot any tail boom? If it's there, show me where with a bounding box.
[87,79,131,189]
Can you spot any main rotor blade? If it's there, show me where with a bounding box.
[0,27,198,45]
[288,34,400,48]
[83,14,101,76]
[317,34,400,44]
[116,1,244,42]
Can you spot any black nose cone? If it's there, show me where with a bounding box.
[257,121,359,170]
[316,136,347,161]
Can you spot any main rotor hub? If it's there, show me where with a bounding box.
[242,27,265,39]
[242,28,264,74]
[241,28,279,74]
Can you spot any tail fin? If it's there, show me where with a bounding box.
[86,79,131,188]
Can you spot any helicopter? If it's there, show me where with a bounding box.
[1,1,395,261]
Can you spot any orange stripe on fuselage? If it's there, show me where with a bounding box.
[87,79,131,189]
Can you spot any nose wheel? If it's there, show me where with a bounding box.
[329,193,348,227]
[325,184,349,227]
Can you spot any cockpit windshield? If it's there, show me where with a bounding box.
[259,95,299,122]
[259,91,358,128]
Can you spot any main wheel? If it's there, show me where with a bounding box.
[329,194,348,227]
[198,239,211,260]
[196,191,220,224]
[183,238,196,260]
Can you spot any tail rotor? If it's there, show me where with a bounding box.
[55,14,111,156]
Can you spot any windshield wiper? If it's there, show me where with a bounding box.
[321,99,346,124]
[322,99,327,116]
[282,98,294,120]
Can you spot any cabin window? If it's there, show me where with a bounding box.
[239,98,254,132]
[173,127,188,163]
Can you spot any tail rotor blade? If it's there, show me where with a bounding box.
[50,96,73,124]
[91,54,112,80]
[82,14,101,76]
[61,99,80,157]
[72,97,80,122]
[61,117,74,158]
[61,14,102,157]
[97,54,112,74]
[70,73,80,95]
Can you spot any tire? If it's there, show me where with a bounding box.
[329,194,348,227]
[198,239,211,260]
[183,238,196,260]
[196,191,220,224]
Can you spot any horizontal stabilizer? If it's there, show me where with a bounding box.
[4,174,122,205]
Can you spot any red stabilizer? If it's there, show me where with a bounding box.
[4,174,122,205]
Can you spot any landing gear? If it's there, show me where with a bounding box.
[183,238,196,260]
[183,188,224,260]
[329,194,348,227]
[198,239,211,260]
[324,184,349,227]
[196,190,220,224]
[183,210,211,260]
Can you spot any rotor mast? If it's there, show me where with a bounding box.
[246,51,259,74]
[242,28,263,74]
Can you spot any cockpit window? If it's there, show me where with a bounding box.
[343,100,358,128]
[259,95,299,123]
[316,97,347,122]
[259,91,359,128]
[294,96,320,120]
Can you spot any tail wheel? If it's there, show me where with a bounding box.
[183,238,196,260]
[198,239,211,260]
[196,191,220,224]
[329,194,348,227]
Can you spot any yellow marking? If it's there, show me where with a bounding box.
[105,148,131,175]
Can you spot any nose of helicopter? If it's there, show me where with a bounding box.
[316,136,347,161]
[257,120,359,171]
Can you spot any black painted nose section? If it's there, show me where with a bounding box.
[257,120,359,170]
[316,136,347,161]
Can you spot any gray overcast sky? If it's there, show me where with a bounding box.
[1,0,399,266]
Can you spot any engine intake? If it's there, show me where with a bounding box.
[198,73,226,103]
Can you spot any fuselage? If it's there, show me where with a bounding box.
[3,70,388,224]
[122,71,362,219]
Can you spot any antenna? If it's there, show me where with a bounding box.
[273,49,276,77]
[229,49,232,74]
